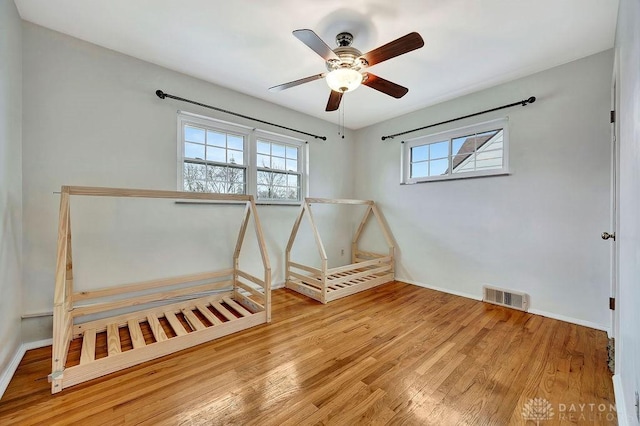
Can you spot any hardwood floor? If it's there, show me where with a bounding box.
[0,282,616,425]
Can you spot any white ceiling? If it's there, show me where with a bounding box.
[15,0,619,129]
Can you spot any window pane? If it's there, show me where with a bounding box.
[185,126,205,143]
[257,154,271,168]
[268,186,286,199]
[206,146,226,162]
[272,144,286,157]
[207,181,228,193]
[230,183,245,194]
[429,159,448,176]
[227,135,244,151]
[183,163,206,191]
[286,146,298,160]
[206,131,226,147]
[207,165,227,181]
[185,179,207,192]
[257,141,271,154]
[411,145,428,162]
[286,187,299,200]
[185,142,205,160]
[452,136,471,155]
[286,159,298,172]
[287,174,299,187]
[257,184,270,199]
[271,156,286,170]
[227,167,245,184]
[452,130,503,173]
[227,149,243,165]
[411,162,428,178]
[429,141,448,160]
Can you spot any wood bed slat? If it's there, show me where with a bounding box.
[72,280,233,318]
[196,304,223,326]
[106,324,121,356]
[127,320,146,349]
[288,261,321,275]
[147,314,168,342]
[79,329,96,365]
[232,292,264,314]
[223,297,252,317]
[73,291,234,337]
[212,301,237,322]
[164,311,188,336]
[234,280,265,301]
[73,269,234,302]
[181,309,206,331]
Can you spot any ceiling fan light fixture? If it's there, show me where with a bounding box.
[326,68,363,93]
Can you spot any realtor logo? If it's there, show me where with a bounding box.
[522,398,554,424]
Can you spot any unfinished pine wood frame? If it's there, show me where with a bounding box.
[285,198,395,304]
[50,186,271,394]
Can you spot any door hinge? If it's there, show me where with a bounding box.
[609,297,616,310]
[610,110,616,123]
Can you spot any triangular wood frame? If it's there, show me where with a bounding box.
[285,198,395,304]
[50,186,271,393]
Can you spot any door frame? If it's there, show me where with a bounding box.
[610,52,621,350]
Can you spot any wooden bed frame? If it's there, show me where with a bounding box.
[285,198,395,304]
[49,186,271,394]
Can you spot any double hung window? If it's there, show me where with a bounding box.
[178,112,306,203]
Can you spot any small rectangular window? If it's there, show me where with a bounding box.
[402,118,509,183]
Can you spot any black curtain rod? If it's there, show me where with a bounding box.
[381,96,536,141]
[156,90,327,141]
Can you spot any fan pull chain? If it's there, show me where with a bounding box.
[338,94,345,139]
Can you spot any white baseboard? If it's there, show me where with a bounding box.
[613,374,629,426]
[397,277,482,301]
[528,308,610,334]
[0,338,52,400]
[398,278,610,333]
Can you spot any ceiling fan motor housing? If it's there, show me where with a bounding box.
[325,32,368,72]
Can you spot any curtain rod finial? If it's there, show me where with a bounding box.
[156,90,166,99]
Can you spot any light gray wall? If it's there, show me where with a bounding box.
[21,22,355,340]
[614,0,640,423]
[0,0,23,391]
[354,50,613,331]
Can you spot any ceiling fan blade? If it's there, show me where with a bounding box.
[326,90,343,111]
[362,73,409,98]
[269,73,326,92]
[360,32,424,67]
[293,29,339,61]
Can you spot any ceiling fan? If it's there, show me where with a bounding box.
[269,29,424,111]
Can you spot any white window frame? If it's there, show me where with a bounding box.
[401,117,509,184]
[178,111,308,205]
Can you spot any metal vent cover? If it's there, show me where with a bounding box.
[483,285,529,311]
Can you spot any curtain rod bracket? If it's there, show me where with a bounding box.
[156,89,327,140]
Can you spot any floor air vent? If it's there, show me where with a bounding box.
[483,286,529,311]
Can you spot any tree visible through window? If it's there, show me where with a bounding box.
[179,113,306,203]
[182,125,246,194]
[256,139,301,201]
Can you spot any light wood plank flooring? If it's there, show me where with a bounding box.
[0,282,616,425]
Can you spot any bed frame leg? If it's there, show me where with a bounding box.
[48,370,64,394]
